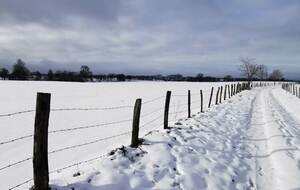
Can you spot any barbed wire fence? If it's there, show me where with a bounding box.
[282,82,300,98]
[0,81,282,189]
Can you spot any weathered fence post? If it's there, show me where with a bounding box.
[131,98,142,148]
[33,92,51,190]
[293,84,296,95]
[228,85,231,99]
[208,87,214,108]
[233,84,236,96]
[224,85,227,100]
[219,86,223,104]
[200,90,203,113]
[164,91,171,129]
[188,90,191,118]
[216,87,220,105]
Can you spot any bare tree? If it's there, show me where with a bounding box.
[257,64,268,85]
[239,57,259,89]
[269,69,283,81]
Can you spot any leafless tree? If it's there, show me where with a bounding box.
[257,64,268,85]
[239,57,259,89]
[269,69,283,81]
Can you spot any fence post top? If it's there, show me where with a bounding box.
[37,92,51,96]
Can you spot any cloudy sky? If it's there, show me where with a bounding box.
[0,0,299,79]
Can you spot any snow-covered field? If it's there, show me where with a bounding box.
[1,81,299,190]
[0,81,230,189]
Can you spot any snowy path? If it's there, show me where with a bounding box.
[41,87,300,189]
[252,88,300,190]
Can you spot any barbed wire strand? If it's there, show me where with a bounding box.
[8,178,33,190]
[48,131,131,155]
[140,115,164,129]
[143,96,165,105]
[0,157,32,172]
[0,110,35,117]
[0,134,34,146]
[50,154,107,174]
[8,154,108,190]
[51,105,133,112]
[48,119,132,134]
[172,94,187,97]
[140,107,164,118]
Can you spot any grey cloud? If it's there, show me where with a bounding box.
[0,0,299,79]
[0,0,122,25]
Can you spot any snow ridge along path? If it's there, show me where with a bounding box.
[51,89,259,190]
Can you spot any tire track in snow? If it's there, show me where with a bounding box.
[253,87,300,190]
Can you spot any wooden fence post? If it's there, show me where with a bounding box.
[33,92,51,190]
[219,86,223,104]
[164,91,171,129]
[224,85,227,101]
[216,87,220,105]
[293,84,296,95]
[228,84,231,99]
[200,90,203,113]
[208,87,214,108]
[231,84,234,96]
[131,98,142,148]
[188,90,191,118]
[233,84,236,96]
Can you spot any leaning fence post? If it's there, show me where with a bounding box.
[33,92,51,190]
[164,91,171,129]
[208,87,214,108]
[200,90,203,113]
[188,90,191,118]
[216,87,220,105]
[131,98,142,148]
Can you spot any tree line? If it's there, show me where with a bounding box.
[0,58,286,82]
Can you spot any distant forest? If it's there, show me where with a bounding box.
[0,59,287,82]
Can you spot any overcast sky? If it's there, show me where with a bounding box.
[0,0,299,79]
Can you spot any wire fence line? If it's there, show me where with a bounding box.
[3,83,255,189]
[0,131,132,173]
[48,131,132,155]
[0,134,34,146]
[0,106,165,146]
[0,95,167,119]
[0,109,35,117]
[8,178,33,190]
[0,156,32,172]
[8,153,108,190]
[7,119,176,190]
[143,95,165,105]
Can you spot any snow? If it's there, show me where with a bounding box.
[0,81,299,190]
